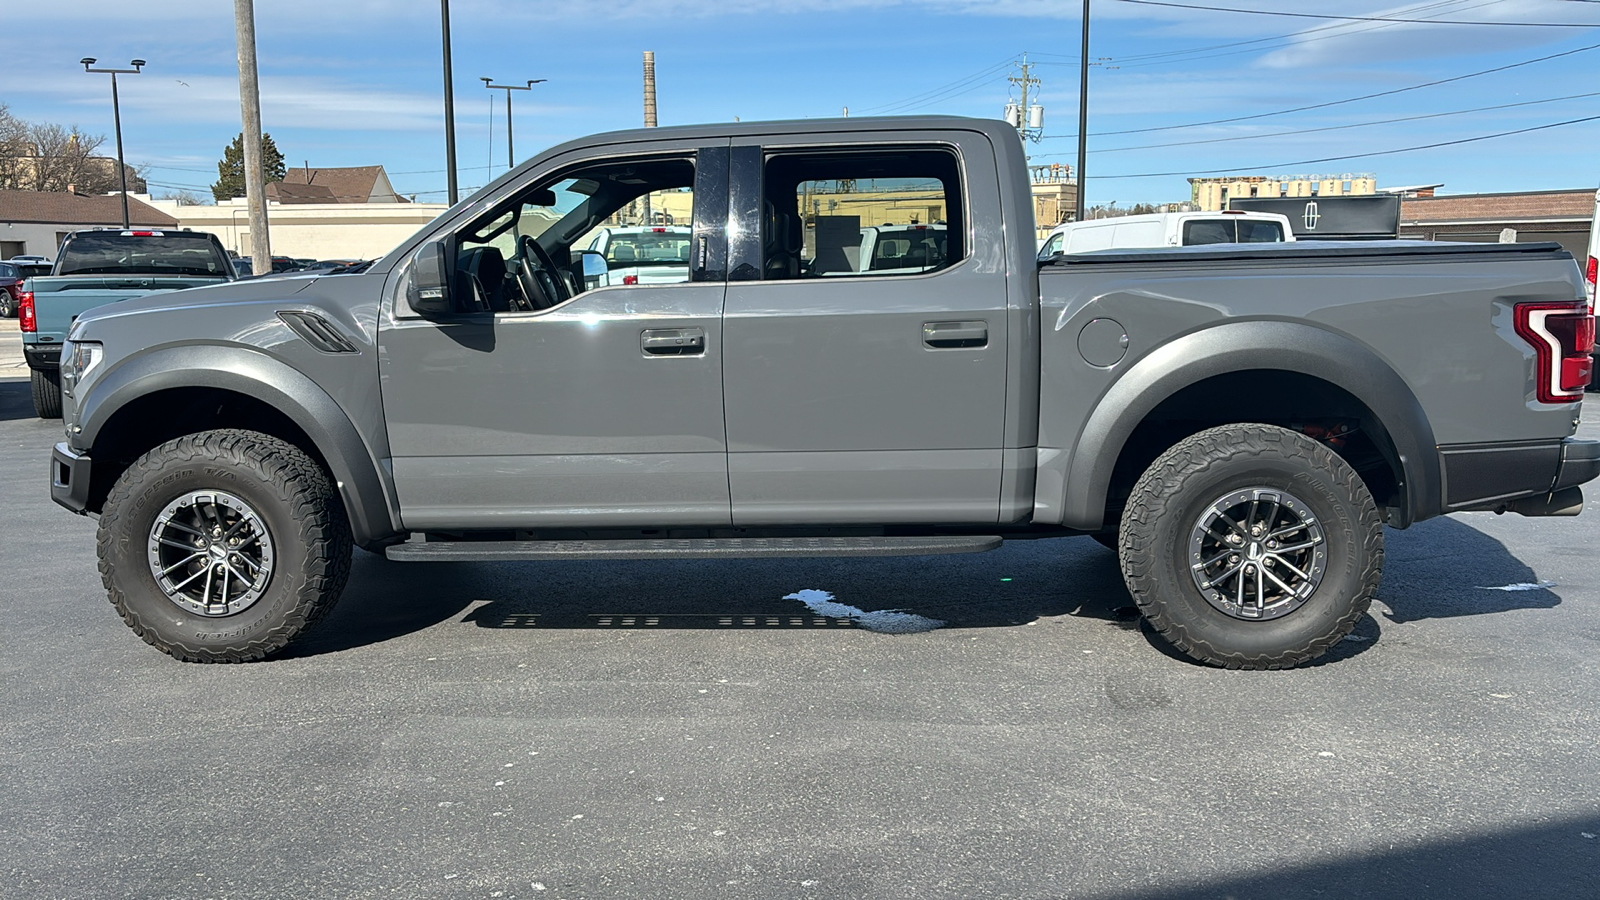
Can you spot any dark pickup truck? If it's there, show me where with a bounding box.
[49,116,1599,668]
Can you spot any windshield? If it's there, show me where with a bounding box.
[601,231,691,267]
[57,233,232,277]
[1182,218,1285,245]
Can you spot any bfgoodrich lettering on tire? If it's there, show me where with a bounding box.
[97,429,352,662]
[1118,424,1383,669]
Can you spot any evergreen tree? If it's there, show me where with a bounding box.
[210,133,285,201]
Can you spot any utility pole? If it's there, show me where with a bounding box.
[481,78,546,170]
[441,0,459,204]
[231,0,272,275]
[642,51,657,225]
[80,57,143,229]
[1004,55,1045,143]
[1076,0,1091,222]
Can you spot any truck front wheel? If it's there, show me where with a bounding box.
[1118,424,1383,669]
[31,369,62,419]
[97,429,352,662]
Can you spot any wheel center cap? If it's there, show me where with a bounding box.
[209,544,229,561]
[1247,542,1265,561]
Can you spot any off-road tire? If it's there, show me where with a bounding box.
[1119,423,1383,669]
[31,368,62,418]
[97,429,352,662]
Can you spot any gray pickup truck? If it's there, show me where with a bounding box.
[49,116,1599,668]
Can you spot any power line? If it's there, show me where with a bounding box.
[1090,113,1600,179]
[1107,0,1513,68]
[1069,39,1600,136]
[856,56,1017,114]
[1117,0,1600,26]
[1029,89,1600,156]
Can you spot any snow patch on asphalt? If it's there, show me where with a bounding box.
[783,589,945,634]
[1478,581,1557,592]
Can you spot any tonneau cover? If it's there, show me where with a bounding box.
[1043,239,1573,267]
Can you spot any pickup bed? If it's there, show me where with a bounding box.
[22,229,234,417]
[48,116,1599,668]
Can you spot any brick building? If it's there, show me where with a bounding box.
[1399,188,1596,257]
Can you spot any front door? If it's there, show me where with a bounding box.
[720,133,1011,524]
[379,146,732,530]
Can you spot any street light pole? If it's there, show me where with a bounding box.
[441,0,459,205]
[480,78,546,170]
[81,57,144,229]
[1076,0,1090,222]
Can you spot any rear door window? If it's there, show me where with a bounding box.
[1182,218,1284,245]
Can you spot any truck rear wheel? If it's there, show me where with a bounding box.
[97,429,352,662]
[31,369,62,419]
[1118,424,1383,669]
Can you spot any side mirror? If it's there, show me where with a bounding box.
[573,249,609,289]
[406,240,453,315]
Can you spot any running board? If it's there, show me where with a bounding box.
[385,535,1003,562]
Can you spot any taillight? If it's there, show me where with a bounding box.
[1585,256,1596,312]
[1514,301,1593,403]
[622,275,639,286]
[18,290,34,333]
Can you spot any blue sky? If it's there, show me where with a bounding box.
[4,0,1598,206]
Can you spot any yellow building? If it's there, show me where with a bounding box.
[1189,174,1376,212]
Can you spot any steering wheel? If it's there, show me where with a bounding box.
[516,235,572,310]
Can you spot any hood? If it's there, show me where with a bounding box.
[70,273,324,332]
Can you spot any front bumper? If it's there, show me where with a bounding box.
[51,442,92,515]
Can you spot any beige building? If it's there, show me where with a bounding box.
[144,194,448,261]
[1189,173,1377,212]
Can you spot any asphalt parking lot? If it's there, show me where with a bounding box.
[1,362,1597,899]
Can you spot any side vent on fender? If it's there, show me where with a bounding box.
[278,311,359,354]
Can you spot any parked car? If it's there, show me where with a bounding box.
[0,262,23,317]
[585,226,692,285]
[7,254,51,265]
[50,116,1597,670]
[1038,210,1295,257]
[22,228,234,417]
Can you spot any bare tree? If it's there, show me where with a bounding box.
[0,107,146,195]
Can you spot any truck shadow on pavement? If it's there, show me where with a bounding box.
[296,515,1557,664]
[1377,515,1560,623]
[0,377,37,421]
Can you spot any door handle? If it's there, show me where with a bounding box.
[642,327,706,356]
[923,320,987,349]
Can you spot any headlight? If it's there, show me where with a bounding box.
[61,340,104,384]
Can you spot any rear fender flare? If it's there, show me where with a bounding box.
[1054,320,1439,530]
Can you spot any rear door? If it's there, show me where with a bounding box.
[719,129,1010,524]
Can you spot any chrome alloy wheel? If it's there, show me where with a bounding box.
[146,490,276,617]
[1188,487,1326,621]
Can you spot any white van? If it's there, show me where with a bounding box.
[1037,210,1295,258]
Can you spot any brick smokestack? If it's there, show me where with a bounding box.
[643,51,658,128]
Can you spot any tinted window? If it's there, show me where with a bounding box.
[761,148,964,280]
[0,263,15,278]
[57,232,230,276]
[1182,218,1284,245]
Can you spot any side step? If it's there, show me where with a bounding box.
[385,535,1003,562]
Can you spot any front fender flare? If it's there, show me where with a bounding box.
[76,345,401,546]
[1053,320,1439,530]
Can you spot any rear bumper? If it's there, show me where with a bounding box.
[50,442,92,515]
[24,342,60,372]
[1440,437,1600,515]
